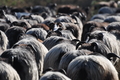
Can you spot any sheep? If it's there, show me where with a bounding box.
[71,14,84,40]
[59,49,92,71]
[14,12,31,19]
[42,17,56,30]
[86,31,120,61]
[0,61,21,80]
[90,19,104,22]
[5,26,26,48]
[54,15,75,23]
[4,12,18,23]
[26,28,48,41]
[46,29,76,40]
[90,14,107,21]
[40,68,71,80]
[44,42,76,70]
[59,30,77,40]
[56,22,82,40]
[0,22,10,32]
[10,20,32,29]
[31,23,50,32]
[0,30,9,54]
[43,36,69,50]
[106,22,120,78]
[94,1,118,10]
[84,30,120,77]
[106,22,120,39]
[23,19,38,26]
[98,6,117,14]
[78,40,111,57]
[30,14,44,23]
[81,21,109,41]
[86,31,118,50]
[47,3,57,17]
[67,55,119,80]
[12,37,48,77]
[1,48,39,80]
[31,5,53,18]
[104,15,120,23]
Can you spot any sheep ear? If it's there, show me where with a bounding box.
[101,26,107,31]
[43,67,53,73]
[71,39,80,45]
[69,28,74,35]
[84,32,90,43]
[57,27,62,31]
[107,53,120,60]
[76,41,86,50]
[91,42,98,52]
[10,21,18,26]
[55,30,62,36]
[49,22,55,30]
[89,26,95,32]
[98,33,103,40]
[21,22,27,27]
[58,69,67,75]
[46,31,52,38]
